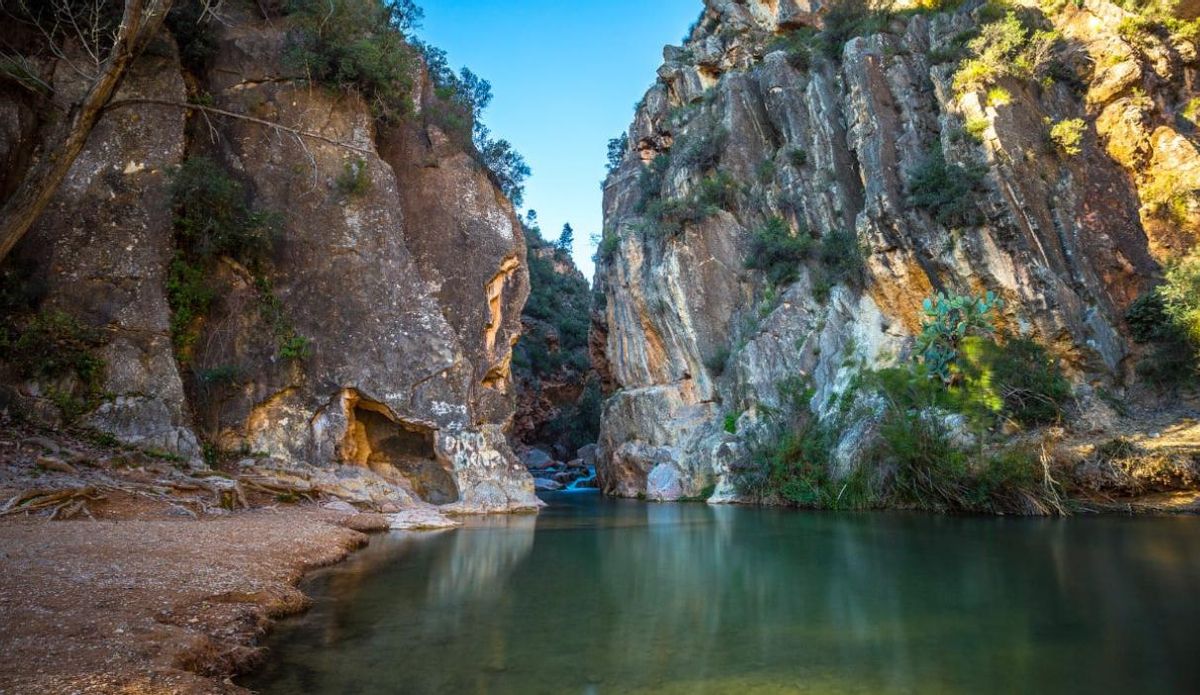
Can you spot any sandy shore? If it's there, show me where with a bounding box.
[0,420,401,694]
[0,506,380,694]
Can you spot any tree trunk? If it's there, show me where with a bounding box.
[0,0,173,262]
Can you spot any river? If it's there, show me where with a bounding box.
[244,492,1200,694]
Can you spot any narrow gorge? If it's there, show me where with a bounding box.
[0,0,1198,692]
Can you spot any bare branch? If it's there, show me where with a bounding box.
[0,0,176,263]
[104,97,375,155]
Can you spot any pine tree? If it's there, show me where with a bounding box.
[557,223,574,253]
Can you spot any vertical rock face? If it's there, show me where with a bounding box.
[0,8,536,512]
[594,0,1199,500]
[5,33,199,458]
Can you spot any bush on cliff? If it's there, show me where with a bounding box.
[736,291,1071,514]
[951,10,1061,96]
[908,146,986,227]
[284,0,421,123]
[1126,253,1200,387]
[641,171,739,239]
[168,157,309,364]
[284,0,529,206]
[1160,249,1200,348]
[745,217,813,287]
[0,310,106,420]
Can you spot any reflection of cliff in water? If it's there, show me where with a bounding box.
[247,498,1200,694]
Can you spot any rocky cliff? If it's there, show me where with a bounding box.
[595,0,1200,504]
[0,1,537,513]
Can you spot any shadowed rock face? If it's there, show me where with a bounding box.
[0,8,535,512]
[593,0,1199,500]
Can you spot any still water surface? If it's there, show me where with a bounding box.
[246,493,1200,694]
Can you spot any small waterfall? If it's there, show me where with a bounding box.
[564,466,597,492]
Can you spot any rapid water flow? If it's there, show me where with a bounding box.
[564,466,597,491]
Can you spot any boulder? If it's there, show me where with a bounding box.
[520,448,556,470]
[533,477,563,492]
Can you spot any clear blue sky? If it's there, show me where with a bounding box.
[417,0,701,279]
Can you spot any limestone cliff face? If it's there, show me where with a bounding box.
[595,0,1199,500]
[0,6,536,512]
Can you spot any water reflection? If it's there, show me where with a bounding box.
[247,495,1200,694]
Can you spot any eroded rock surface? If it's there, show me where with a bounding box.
[594,0,1200,500]
[0,6,535,513]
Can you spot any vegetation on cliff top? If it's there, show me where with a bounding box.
[282,0,529,205]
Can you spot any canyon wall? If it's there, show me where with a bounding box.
[595,0,1200,501]
[0,2,536,512]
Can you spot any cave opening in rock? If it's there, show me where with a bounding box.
[346,402,459,505]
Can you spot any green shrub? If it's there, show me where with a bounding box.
[1141,169,1196,223]
[606,133,628,174]
[169,157,309,363]
[673,118,727,170]
[768,27,817,70]
[986,86,1012,107]
[594,229,621,264]
[642,171,738,238]
[336,157,371,196]
[1123,286,1190,388]
[255,277,312,361]
[1126,254,1200,387]
[959,336,1071,426]
[964,115,990,141]
[166,1,219,72]
[816,227,866,287]
[873,405,970,511]
[0,310,106,420]
[170,156,277,265]
[908,146,986,226]
[969,446,1063,515]
[1115,2,1200,51]
[696,171,738,209]
[474,131,531,207]
[1126,290,1174,343]
[634,154,671,214]
[197,364,243,385]
[1160,249,1200,347]
[745,217,813,287]
[757,159,777,183]
[868,389,1064,514]
[788,147,808,167]
[1,310,104,387]
[284,0,421,123]
[1048,117,1086,156]
[706,346,731,376]
[818,0,894,59]
[724,412,740,434]
[166,254,215,358]
[952,11,1061,95]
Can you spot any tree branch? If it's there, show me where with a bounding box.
[103,97,375,155]
[0,0,174,263]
